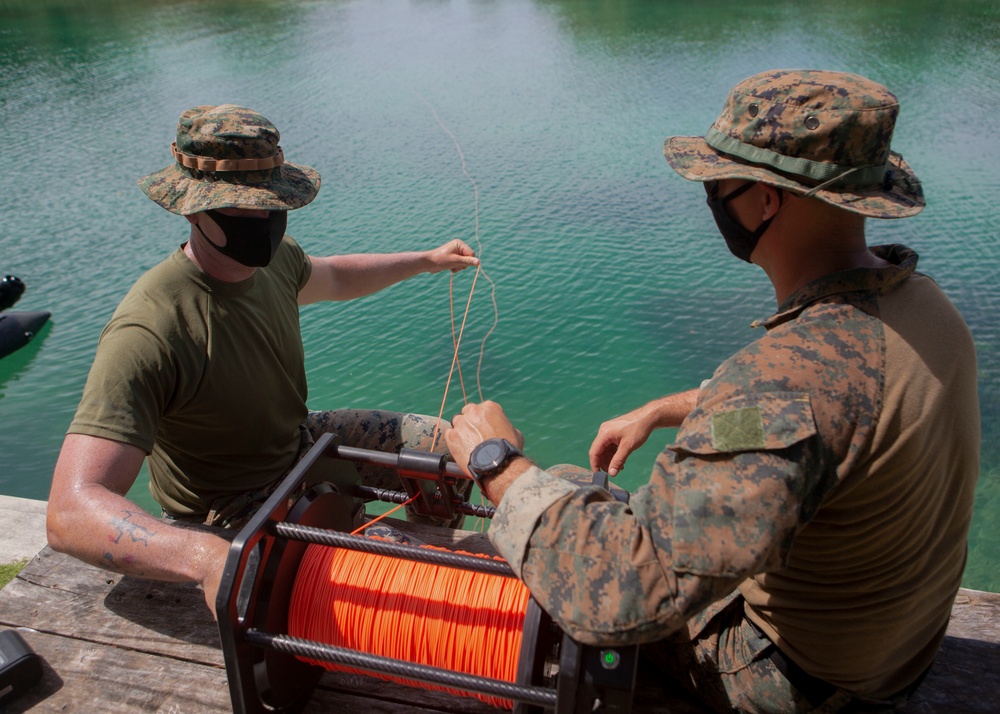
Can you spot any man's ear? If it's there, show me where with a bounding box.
[760,184,784,221]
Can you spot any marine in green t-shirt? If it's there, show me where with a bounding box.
[47,104,480,617]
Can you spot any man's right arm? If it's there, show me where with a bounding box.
[297,239,479,305]
[46,433,230,617]
[588,388,700,476]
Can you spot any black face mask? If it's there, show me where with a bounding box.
[704,181,780,263]
[198,209,288,267]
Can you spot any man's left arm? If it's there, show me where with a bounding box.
[448,399,824,647]
[298,239,478,305]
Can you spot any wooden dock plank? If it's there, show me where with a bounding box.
[4,630,478,714]
[0,552,219,665]
[900,589,1000,713]
[2,629,232,714]
[16,548,123,596]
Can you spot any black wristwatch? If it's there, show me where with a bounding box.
[468,438,523,485]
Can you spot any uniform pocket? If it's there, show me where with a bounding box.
[717,612,775,674]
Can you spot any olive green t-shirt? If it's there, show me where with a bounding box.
[69,237,312,516]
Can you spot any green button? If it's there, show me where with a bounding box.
[600,649,620,670]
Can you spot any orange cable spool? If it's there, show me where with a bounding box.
[217,439,639,712]
[288,538,531,709]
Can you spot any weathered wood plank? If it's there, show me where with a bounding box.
[899,589,1000,714]
[901,634,1000,713]
[0,556,222,666]
[2,628,231,713]
[3,629,483,714]
[947,588,1000,640]
[14,547,123,596]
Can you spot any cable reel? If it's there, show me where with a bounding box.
[217,432,639,713]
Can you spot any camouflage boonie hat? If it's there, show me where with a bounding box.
[664,70,924,218]
[138,104,321,216]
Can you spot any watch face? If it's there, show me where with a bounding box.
[470,438,521,481]
[475,440,505,468]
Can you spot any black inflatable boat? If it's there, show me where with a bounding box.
[0,275,50,359]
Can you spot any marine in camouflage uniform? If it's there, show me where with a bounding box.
[48,104,478,615]
[447,70,979,712]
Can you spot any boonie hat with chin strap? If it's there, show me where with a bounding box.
[138,104,321,216]
[664,69,924,219]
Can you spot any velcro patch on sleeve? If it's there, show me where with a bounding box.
[711,406,765,451]
[670,392,816,457]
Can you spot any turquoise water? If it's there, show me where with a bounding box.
[1,0,997,591]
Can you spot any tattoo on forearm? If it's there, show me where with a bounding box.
[102,550,143,576]
[108,510,156,547]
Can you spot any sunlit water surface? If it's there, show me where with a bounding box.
[1,0,997,590]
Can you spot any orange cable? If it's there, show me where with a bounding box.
[449,273,469,404]
[288,540,530,709]
[349,493,420,535]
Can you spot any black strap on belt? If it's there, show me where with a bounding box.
[746,617,836,708]
[763,640,837,708]
[746,616,929,712]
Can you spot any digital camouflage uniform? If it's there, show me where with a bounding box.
[189,408,458,530]
[488,71,980,712]
[493,246,978,712]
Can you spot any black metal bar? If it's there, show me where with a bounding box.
[270,521,515,577]
[331,444,468,480]
[244,629,559,708]
[354,485,496,519]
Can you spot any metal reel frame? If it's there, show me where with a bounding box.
[217,433,638,713]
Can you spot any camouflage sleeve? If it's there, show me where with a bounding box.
[489,465,592,574]
[489,391,825,647]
